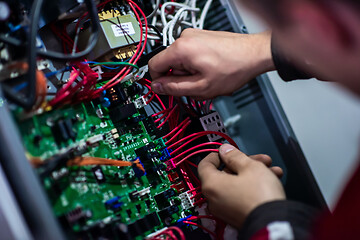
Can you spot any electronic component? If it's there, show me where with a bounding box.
[60,207,92,226]
[158,205,179,221]
[134,96,148,109]
[4,1,228,240]
[92,166,106,183]
[179,192,195,210]
[109,103,137,123]
[79,12,141,60]
[154,189,177,209]
[51,118,77,146]
[105,196,123,211]
[106,84,128,106]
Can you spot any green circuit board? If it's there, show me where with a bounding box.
[14,83,195,239]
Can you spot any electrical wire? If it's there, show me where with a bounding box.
[182,221,217,238]
[37,0,100,60]
[2,0,41,109]
[168,131,238,152]
[171,142,222,161]
[145,0,160,19]
[164,120,192,145]
[198,0,213,29]
[157,105,179,129]
[175,149,219,166]
[67,157,145,172]
[162,117,190,139]
[83,61,140,70]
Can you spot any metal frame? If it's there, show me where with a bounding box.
[0,86,65,240]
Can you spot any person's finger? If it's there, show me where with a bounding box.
[270,166,284,178]
[198,153,222,182]
[149,40,195,80]
[151,75,207,97]
[148,48,175,80]
[218,144,249,174]
[249,154,272,167]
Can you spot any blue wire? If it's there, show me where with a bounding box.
[13,82,28,92]
[82,62,121,70]
[45,66,71,78]
[8,23,22,33]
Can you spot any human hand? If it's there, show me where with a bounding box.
[198,144,285,229]
[149,29,275,99]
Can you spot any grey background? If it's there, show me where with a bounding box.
[234,0,360,208]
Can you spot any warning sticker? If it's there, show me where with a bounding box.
[111,22,136,37]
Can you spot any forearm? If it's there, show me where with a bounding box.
[238,200,319,240]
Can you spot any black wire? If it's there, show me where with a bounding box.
[147,24,162,39]
[204,99,212,114]
[2,0,42,109]
[2,0,99,109]
[186,96,200,116]
[38,150,74,179]
[37,0,100,60]
[194,100,202,115]
[0,34,23,46]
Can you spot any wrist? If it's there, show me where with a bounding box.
[255,31,276,74]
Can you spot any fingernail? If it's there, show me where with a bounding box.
[220,144,235,155]
[152,82,164,94]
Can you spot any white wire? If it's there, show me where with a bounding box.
[190,0,197,28]
[146,0,161,19]
[160,2,189,26]
[198,0,212,29]
[162,21,171,46]
[168,7,199,44]
[147,35,161,40]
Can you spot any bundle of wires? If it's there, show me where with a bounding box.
[147,0,213,46]
[44,0,148,107]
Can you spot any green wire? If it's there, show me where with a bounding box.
[90,62,139,70]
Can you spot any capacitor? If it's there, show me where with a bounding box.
[101,97,111,108]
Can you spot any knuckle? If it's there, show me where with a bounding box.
[181,28,196,37]
[173,37,195,55]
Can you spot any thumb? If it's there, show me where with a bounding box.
[219,144,250,174]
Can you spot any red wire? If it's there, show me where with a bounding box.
[168,131,238,151]
[157,105,179,128]
[193,198,207,206]
[154,111,169,123]
[146,94,155,104]
[142,78,152,84]
[169,107,180,130]
[152,108,170,117]
[154,94,167,111]
[145,84,166,110]
[182,221,217,238]
[144,89,152,98]
[175,149,219,166]
[188,187,201,193]
[162,117,190,139]
[165,120,192,145]
[186,161,198,168]
[171,142,222,160]
[168,227,186,240]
